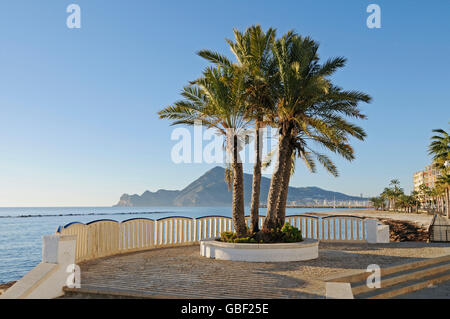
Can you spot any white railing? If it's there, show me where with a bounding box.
[58,215,369,262]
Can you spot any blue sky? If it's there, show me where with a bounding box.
[0,0,449,206]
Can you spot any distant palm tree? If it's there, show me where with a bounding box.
[396,194,408,212]
[158,64,250,236]
[389,179,403,211]
[370,197,384,210]
[380,188,391,210]
[418,183,432,211]
[410,190,420,213]
[397,193,417,213]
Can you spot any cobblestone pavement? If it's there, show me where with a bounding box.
[77,242,450,299]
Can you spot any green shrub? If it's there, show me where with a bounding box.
[218,223,302,244]
[233,237,257,243]
[281,222,303,242]
[220,231,236,242]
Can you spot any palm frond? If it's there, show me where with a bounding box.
[197,49,232,67]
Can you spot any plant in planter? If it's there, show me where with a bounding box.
[218,223,302,244]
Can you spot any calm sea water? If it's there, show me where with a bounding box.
[0,206,359,283]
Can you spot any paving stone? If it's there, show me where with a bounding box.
[73,242,450,299]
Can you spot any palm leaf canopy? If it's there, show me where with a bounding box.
[158,63,250,147]
[428,127,449,169]
[200,25,278,123]
[269,32,371,177]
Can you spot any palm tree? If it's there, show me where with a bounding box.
[410,190,420,213]
[429,127,449,168]
[389,179,403,211]
[430,186,441,213]
[262,32,371,230]
[433,184,446,214]
[396,194,408,212]
[428,126,450,218]
[199,25,277,233]
[437,173,450,218]
[370,197,384,210]
[418,183,432,211]
[158,63,249,236]
[380,188,391,210]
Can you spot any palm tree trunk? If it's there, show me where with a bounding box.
[442,196,445,215]
[262,129,291,230]
[446,188,450,220]
[231,135,247,237]
[275,145,294,228]
[249,122,262,233]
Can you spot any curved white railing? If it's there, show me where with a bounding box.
[321,215,366,242]
[58,215,368,262]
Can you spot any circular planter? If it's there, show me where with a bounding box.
[200,238,319,262]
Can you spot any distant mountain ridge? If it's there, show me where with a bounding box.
[115,166,366,207]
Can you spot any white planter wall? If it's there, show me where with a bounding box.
[200,238,319,262]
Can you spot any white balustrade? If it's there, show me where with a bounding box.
[58,215,369,262]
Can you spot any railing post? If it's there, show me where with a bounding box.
[365,219,378,243]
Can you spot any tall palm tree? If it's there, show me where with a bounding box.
[262,32,371,229]
[428,126,450,218]
[199,25,277,233]
[158,64,250,236]
[429,127,449,168]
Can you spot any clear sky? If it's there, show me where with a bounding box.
[0,0,449,207]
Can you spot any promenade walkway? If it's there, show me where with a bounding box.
[67,242,450,299]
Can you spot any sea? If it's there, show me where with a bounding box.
[0,206,360,283]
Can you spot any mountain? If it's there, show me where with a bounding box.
[114,166,366,207]
[116,190,181,207]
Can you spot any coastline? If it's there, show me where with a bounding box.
[0,208,438,287]
[307,209,434,227]
[2,210,445,298]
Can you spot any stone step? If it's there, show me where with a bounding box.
[327,254,450,299]
[329,254,450,284]
[366,271,450,299]
[352,262,450,295]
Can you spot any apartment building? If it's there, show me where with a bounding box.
[413,163,442,192]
